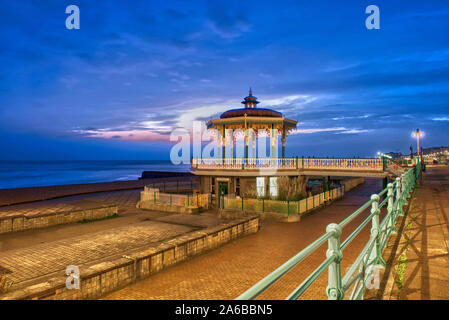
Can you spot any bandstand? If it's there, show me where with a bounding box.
[192,89,301,206]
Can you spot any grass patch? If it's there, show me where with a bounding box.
[78,213,120,224]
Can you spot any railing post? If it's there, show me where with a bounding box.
[395,177,404,216]
[326,223,344,300]
[401,175,409,206]
[387,183,397,235]
[369,194,386,268]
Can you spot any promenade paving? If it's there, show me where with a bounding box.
[382,165,449,300]
[103,178,383,300]
[0,188,222,290]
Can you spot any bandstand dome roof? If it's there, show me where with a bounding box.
[206,89,298,131]
[220,107,283,119]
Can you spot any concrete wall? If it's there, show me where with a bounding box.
[0,205,118,234]
[341,177,365,192]
[220,209,300,222]
[0,216,259,300]
[137,201,200,214]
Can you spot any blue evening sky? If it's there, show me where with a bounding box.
[0,0,448,160]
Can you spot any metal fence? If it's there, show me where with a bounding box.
[140,187,211,208]
[144,178,199,192]
[236,162,421,300]
[222,187,345,216]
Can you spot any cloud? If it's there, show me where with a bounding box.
[290,127,346,134]
[432,117,449,121]
[205,2,252,39]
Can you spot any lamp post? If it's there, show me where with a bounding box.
[412,128,424,158]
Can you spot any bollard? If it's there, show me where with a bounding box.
[369,194,386,268]
[326,223,344,300]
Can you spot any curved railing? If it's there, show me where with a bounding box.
[192,157,384,172]
[235,162,421,300]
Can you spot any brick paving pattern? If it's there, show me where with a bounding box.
[0,187,226,291]
[103,178,383,300]
[0,220,194,286]
[383,166,449,300]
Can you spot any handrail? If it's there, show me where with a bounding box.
[192,157,386,173]
[235,231,333,300]
[235,160,421,300]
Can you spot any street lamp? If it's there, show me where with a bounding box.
[412,128,424,156]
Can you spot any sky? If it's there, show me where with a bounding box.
[0,0,448,160]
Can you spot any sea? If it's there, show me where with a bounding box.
[0,160,191,190]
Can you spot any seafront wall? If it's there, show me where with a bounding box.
[341,177,365,192]
[0,176,200,207]
[0,215,260,300]
[0,205,118,234]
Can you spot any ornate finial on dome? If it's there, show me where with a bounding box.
[241,88,259,108]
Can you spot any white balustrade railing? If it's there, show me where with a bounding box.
[192,157,384,172]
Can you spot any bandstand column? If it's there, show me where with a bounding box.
[252,129,257,159]
[245,129,249,163]
[281,125,286,161]
[222,125,226,163]
[270,124,276,159]
[217,129,222,160]
[230,134,234,159]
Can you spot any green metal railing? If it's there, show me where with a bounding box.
[221,187,345,216]
[236,162,421,300]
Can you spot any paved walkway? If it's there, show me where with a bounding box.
[0,189,222,290]
[383,165,449,300]
[103,178,383,300]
